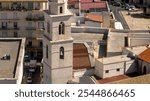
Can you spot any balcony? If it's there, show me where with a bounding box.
[26,27,36,30]
[0,18,20,21]
[26,16,44,21]
[0,6,41,11]
[0,27,20,30]
[26,45,43,51]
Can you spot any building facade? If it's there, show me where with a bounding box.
[0,0,48,67]
[0,38,25,84]
[43,0,73,84]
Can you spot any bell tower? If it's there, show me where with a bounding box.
[43,0,73,83]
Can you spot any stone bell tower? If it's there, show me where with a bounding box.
[43,0,73,83]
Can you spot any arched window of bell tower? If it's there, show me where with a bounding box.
[59,22,65,35]
[60,47,64,59]
[46,45,48,59]
[60,6,63,14]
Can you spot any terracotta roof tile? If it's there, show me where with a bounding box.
[96,75,129,84]
[73,43,91,70]
[84,13,103,23]
[81,2,107,10]
[138,47,150,63]
[68,0,79,4]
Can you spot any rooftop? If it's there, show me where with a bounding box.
[73,43,91,70]
[84,13,103,23]
[68,0,102,4]
[95,73,141,84]
[0,39,21,78]
[125,46,148,55]
[97,55,131,64]
[96,75,129,84]
[111,74,150,84]
[81,1,107,10]
[68,0,79,4]
[138,47,150,63]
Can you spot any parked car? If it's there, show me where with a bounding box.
[125,3,136,10]
[113,2,122,7]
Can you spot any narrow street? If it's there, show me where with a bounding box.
[109,5,130,29]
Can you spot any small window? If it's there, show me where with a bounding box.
[60,47,64,59]
[28,41,32,47]
[14,22,18,29]
[59,22,65,35]
[46,45,48,59]
[14,31,18,37]
[47,22,50,33]
[105,70,109,73]
[60,6,63,14]
[116,68,120,72]
[39,41,43,47]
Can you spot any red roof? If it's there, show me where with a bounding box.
[68,0,102,4]
[81,0,93,3]
[68,0,107,10]
[96,75,129,84]
[81,0,102,3]
[81,2,107,10]
[84,13,103,23]
[138,48,150,63]
[68,0,79,5]
[73,43,91,70]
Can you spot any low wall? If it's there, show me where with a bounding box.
[71,26,109,34]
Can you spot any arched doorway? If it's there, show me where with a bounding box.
[143,66,147,74]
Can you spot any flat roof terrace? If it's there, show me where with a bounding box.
[0,39,21,78]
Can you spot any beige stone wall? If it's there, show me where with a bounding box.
[50,40,73,69]
[95,59,104,78]
[95,59,125,78]
[141,61,150,74]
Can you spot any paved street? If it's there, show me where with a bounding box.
[109,5,130,29]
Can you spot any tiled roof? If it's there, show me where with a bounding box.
[68,0,107,10]
[68,0,102,4]
[96,75,129,84]
[84,13,103,23]
[81,0,93,3]
[81,2,107,10]
[68,0,79,4]
[138,47,150,63]
[81,0,102,3]
[73,43,91,70]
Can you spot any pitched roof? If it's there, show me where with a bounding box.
[84,13,103,23]
[81,2,107,10]
[111,74,150,84]
[68,0,79,4]
[68,0,107,10]
[138,47,150,63]
[81,0,102,3]
[96,75,129,84]
[68,0,102,4]
[73,43,91,70]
